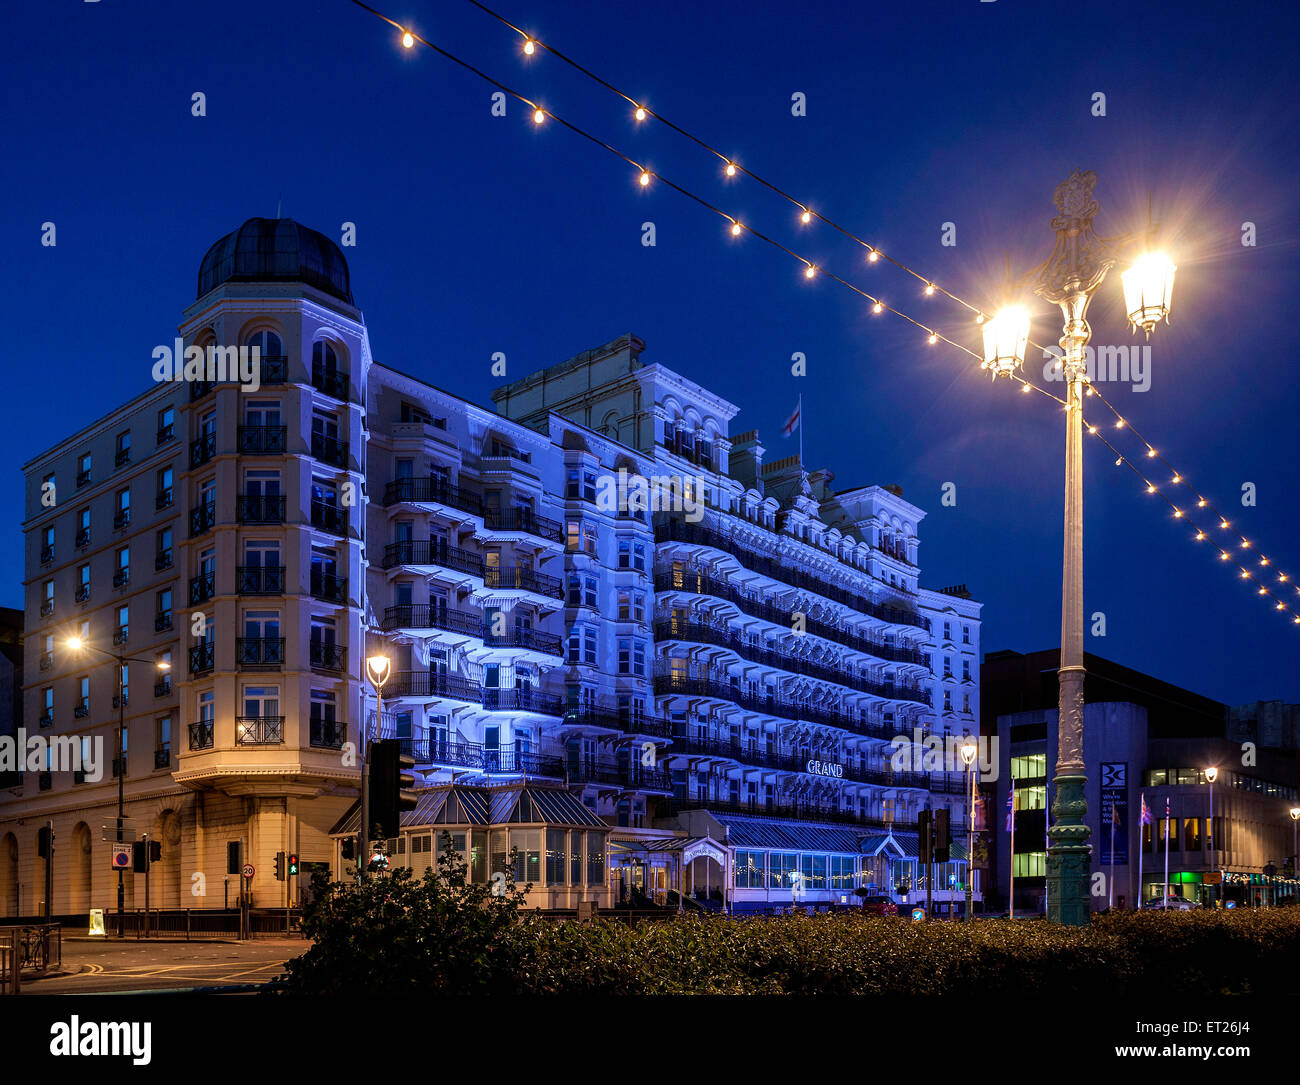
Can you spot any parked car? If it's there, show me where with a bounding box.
[1142,896,1197,910]
[860,894,899,916]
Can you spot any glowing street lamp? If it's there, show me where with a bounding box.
[980,305,1031,379]
[1205,766,1219,907]
[360,654,392,879]
[1121,251,1177,336]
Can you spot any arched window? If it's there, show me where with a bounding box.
[312,340,339,374]
[246,329,283,358]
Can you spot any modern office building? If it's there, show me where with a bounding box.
[1,218,982,919]
[982,649,1300,912]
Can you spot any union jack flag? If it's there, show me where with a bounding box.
[1005,789,1015,832]
[1140,793,1153,825]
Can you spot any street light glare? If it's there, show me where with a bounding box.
[366,655,392,685]
[959,740,978,766]
[67,635,84,651]
[1121,251,1176,335]
[981,305,1030,379]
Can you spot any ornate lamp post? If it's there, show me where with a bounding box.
[1290,807,1299,899]
[981,171,1176,925]
[960,737,978,922]
[66,636,169,938]
[361,654,391,881]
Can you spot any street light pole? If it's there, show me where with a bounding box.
[960,737,977,922]
[1205,766,1218,907]
[362,654,391,882]
[981,174,1175,926]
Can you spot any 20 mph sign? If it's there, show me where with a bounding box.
[242,864,255,879]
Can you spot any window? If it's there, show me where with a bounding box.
[586,831,604,887]
[156,527,173,570]
[565,521,580,551]
[77,507,91,548]
[76,563,91,602]
[769,852,798,890]
[570,831,584,886]
[157,406,175,443]
[943,690,953,712]
[1182,817,1201,851]
[116,604,130,644]
[76,676,90,716]
[41,686,53,725]
[115,430,131,467]
[734,851,765,889]
[77,452,92,486]
[617,538,647,571]
[156,588,173,631]
[156,717,171,766]
[943,621,951,641]
[546,828,567,886]
[963,625,971,644]
[582,523,598,556]
[1012,852,1046,877]
[115,546,130,588]
[617,638,632,675]
[156,466,174,509]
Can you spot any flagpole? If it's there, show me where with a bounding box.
[1008,777,1015,919]
[1163,797,1171,909]
[798,392,804,467]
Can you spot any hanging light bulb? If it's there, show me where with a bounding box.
[800,208,812,224]
[980,306,1030,379]
[725,161,737,177]
[639,170,651,187]
[523,38,536,55]
[634,105,647,121]
[804,263,816,279]
[924,283,935,296]
[730,221,743,237]
[927,333,938,344]
[533,108,545,124]
[1195,532,1205,540]
[872,302,883,314]
[867,249,879,263]
[402,30,415,48]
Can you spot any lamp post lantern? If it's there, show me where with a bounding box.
[982,171,1175,925]
[1290,807,1299,900]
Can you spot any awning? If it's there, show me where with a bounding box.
[709,812,867,854]
[329,783,605,834]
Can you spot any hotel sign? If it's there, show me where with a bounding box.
[807,759,844,778]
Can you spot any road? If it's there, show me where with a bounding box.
[21,937,308,994]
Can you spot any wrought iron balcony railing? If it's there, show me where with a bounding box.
[190,431,215,467]
[236,637,285,667]
[237,494,286,524]
[311,433,349,468]
[237,425,287,454]
[189,642,215,675]
[236,715,284,746]
[188,720,214,750]
[382,540,485,577]
[310,718,346,749]
[190,500,216,535]
[310,571,347,603]
[236,565,285,595]
[382,477,484,517]
[309,641,346,672]
[310,501,347,536]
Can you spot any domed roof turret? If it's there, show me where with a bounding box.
[197,217,353,303]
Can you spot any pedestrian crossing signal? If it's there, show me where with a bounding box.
[288,853,299,877]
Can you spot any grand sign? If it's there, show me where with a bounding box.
[806,759,844,778]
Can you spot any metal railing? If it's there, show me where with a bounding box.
[235,715,284,745]
[382,540,485,576]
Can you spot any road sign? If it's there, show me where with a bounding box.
[1204,871,1223,885]
[911,906,926,922]
[110,844,131,869]
[241,864,255,879]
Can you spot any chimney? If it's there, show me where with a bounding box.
[729,429,764,492]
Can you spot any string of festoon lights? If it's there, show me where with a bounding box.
[348,0,1299,627]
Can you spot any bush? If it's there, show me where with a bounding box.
[278,858,1300,995]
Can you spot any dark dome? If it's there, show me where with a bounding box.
[197,217,353,303]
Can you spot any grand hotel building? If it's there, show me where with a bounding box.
[1,219,982,918]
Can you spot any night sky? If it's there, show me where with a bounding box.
[3,0,1297,705]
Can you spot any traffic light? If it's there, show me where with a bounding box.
[147,840,162,864]
[369,739,418,839]
[274,851,285,880]
[37,825,53,859]
[227,841,242,875]
[132,841,150,872]
[934,808,951,864]
[918,809,932,866]
[287,853,299,877]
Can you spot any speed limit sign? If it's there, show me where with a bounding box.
[242,864,255,879]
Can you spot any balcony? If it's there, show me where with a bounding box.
[382,477,484,517]
[189,642,215,675]
[154,746,171,769]
[666,733,930,790]
[310,500,347,536]
[482,508,564,543]
[157,423,175,445]
[309,641,346,673]
[401,737,565,778]
[654,567,930,663]
[484,625,563,656]
[112,625,129,646]
[189,571,215,605]
[155,611,173,633]
[382,604,482,636]
[155,548,173,571]
[115,449,130,468]
[311,433,349,468]
[236,565,285,595]
[40,599,54,618]
[40,544,53,565]
[655,518,929,632]
[310,718,346,750]
[74,701,89,719]
[190,432,216,467]
[561,706,674,739]
[238,425,287,454]
[259,354,288,385]
[154,676,172,697]
[237,637,285,667]
[74,583,91,604]
[188,720,214,750]
[75,527,90,548]
[382,540,484,577]
[113,509,131,530]
[190,500,216,535]
[482,686,563,716]
[39,651,53,671]
[236,716,284,745]
[76,470,90,488]
[387,670,481,703]
[484,566,563,599]
[236,494,285,524]
[310,571,347,604]
[311,364,349,401]
[567,759,672,792]
[653,618,928,703]
[155,489,174,510]
[38,710,53,728]
[113,568,130,588]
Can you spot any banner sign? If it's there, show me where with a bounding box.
[1099,761,1128,865]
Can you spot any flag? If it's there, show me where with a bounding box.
[781,398,801,437]
[1005,790,1015,832]
[973,792,985,831]
[1140,792,1152,825]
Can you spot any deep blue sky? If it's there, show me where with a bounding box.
[3,0,1297,705]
